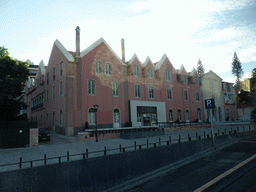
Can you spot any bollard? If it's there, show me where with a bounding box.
[123,148,125,153]
[67,151,69,161]
[167,141,169,145]
[198,136,201,140]
[207,134,209,138]
[86,149,88,158]
[59,157,61,163]
[139,145,142,150]
[147,139,149,147]
[215,133,217,137]
[159,137,161,145]
[44,154,46,165]
[154,143,156,147]
[134,141,136,150]
[104,147,107,156]
[120,144,122,152]
[30,161,33,168]
[20,157,22,168]
[234,130,237,133]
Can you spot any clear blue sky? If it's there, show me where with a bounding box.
[1,0,255,83]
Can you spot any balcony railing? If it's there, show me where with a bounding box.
[31,103,44,112]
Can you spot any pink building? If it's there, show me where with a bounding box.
[23,27,205,136]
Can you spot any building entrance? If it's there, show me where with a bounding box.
[137,106,157,126]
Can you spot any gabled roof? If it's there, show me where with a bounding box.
[128,53,142,66]
[80,37,126,66]
[35,60,46,78]
[190,67,197,76]
[54,39,75,62]
[142,56,152,67]
[155,54,176,70]
[202,70,223,80]
[178,65,187,74]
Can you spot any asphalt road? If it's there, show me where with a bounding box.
[126,141,256,192]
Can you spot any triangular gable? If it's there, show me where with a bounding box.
[80,37,126,66]
[142,56,152,67]
[27,78,32,88]
[190,67,198,76]
[39,60,46,76]
[202,70,222,80]
[155,54,176,71]
[53,39,75,62]
[178,65,187,74]
[128,53,142,66]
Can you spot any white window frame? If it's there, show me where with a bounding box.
[167,88,172,100]
[60,61,63,76]
[183,75,187,84]
[52,86,55,100]
[105,63,112,77]
[149,86,154,99]
[184,90,188,101]
[166,69,171,81]
[134,65,140,77]
[186,110,190,122]
[178,110,182,121]
[135,84,141,98]
[197,108,202,121]
[148,68,153,79]
[169,109,174,122]
[196,91,200,101]
[59,82,63,97]
[112,82,119,97]
[88,79,96,95]
[53,68,56,81]
[95,61,103,75]
[88,108,96,125]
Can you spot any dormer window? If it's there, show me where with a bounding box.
[182,75,187,84]
[134,65,140,77]
[148,68,153,79]
[166,70,171,81]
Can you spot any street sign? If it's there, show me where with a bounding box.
[204,99,216,109]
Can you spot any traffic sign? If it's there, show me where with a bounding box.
[204,99,216,109]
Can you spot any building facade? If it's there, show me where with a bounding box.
[24,26,241,136]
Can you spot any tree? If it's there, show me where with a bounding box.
[252,68,256,78]
[196,59,204,76]
[0,47,29,120]
[231,52,243,87]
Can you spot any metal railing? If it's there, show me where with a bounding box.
[153,121,211,129]
[0,124,255,172]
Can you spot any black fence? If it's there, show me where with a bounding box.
[1,124,255,172]
[154,121,211,129]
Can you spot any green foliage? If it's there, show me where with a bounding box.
[231,52,243,81]
[196,59,204,76]
[0,47,9,58]
[252,68,256,78]
[0,47,29,120]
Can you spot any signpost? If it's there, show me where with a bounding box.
[205,99,216,147]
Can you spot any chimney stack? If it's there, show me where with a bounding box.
[121,38,125,62]
[75,26,80,57]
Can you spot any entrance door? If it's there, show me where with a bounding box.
[113,109,120,128]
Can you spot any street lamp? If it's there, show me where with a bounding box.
[93,104,99,142]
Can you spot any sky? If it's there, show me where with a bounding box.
[1,0,256,83]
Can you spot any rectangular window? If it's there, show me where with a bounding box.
[105,63,112,76]
[194,77,198,85]
[60,61,63,76]
[112,82,119,96]
[149,86,154,99]
[148,68,153,79]
[46,113,48,127]
[47,73,49,85]
[196,92,200,101]
[95,61,103,75]
[88,80,96,95]
[167,88,172,100]
[184,90,188,100]
[166,70,171,81]
[53,68,56,81]
[52,86,55,100]
[223,83,227,90]
[135,85,141,98]
[59,82,63,96]
[46,90,49,102]
[60,109,63,126]
[134,65,140,77]
[88,112,96,125]
[183,75,187,84]
[37,79,40,88]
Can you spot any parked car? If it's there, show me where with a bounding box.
[39,128,50,141]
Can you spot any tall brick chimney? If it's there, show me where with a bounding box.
[75,26,80,57]
[121,38,125,62]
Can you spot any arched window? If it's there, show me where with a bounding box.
[88,108,96,125]
[197,108,202,121]
[178,110,182,122]
[186,110,190,122]
[113,109,120,123]
[169,109,173,122]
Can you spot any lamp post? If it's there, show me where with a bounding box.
[93,104,99,142]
